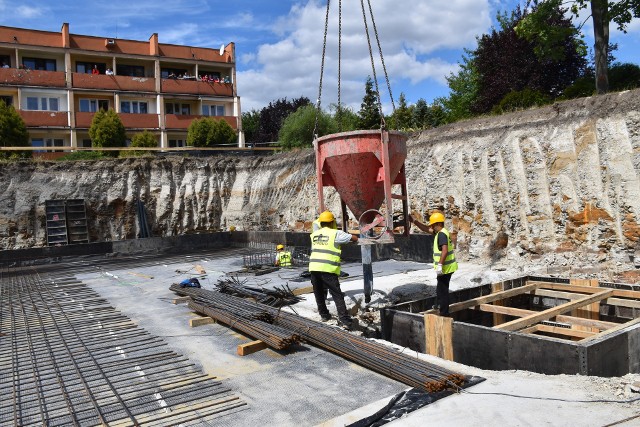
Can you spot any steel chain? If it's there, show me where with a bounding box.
[314,0,332,140]
[359,0,385,129]
[367,0,396,113]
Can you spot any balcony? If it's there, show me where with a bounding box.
[19,110,69,127]
[75,112,159,129]
[161,79,232,97]
[0,68,66,88]
[165,114,237,130]
[72,73,156,92]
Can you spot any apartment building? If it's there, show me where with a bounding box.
[0,23,243,154]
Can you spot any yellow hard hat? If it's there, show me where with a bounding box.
[318,210,335,223]
[429,212,445,225]
[276,244,284,251]
[229,226,236,232]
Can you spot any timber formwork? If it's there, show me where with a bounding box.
[0,271,246,426]
[382,276,640,376]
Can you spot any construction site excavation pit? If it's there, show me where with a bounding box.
[382,275,640,377]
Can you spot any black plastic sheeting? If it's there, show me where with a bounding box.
[347,376,485,427]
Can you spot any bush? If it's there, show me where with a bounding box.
[561,76,595,99]
[492,88,552,114]
[57,151,105,161]
[187,117,237,147]
[0,100,30,160]
[279,105,337,150]
[88,109,126,157]
[126,130,158,157]
[609,63,640,91]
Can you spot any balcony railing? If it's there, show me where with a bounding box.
[161,79,233,96]
[0,68,66,88]
[165,114,237,130]
[72,73,156,92]
[75,112,159,129]
[19,110,69,127]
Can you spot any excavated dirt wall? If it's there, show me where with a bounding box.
[0,89,639,279]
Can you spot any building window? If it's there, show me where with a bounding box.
[116,64,145,77]
[81,139,92,148]
[32,138,64,152]
[202,105,225,116]
[76,62,106,74]
[26,96,60,111]
[79,99,109,112]
[0,95,12,106]
[23,57,57,71]
[0,55,10,68]
[120,100,148,114]
[169,139,186,148]
[166,103,190,115]
[161,68,187,79]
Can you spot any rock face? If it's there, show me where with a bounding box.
[0,89,639,278]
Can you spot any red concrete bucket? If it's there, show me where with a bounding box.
[315,130,408,224]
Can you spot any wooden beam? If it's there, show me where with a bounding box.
[237,340,268,356]
[531,281,640,299]
[495,290,613,332]
[536,325,596,339]
[189,316,215,327]
[421,282,541,315]
[172,296,191,305]
[491,282,506,325]
[195,265,207,274]
[535,289,640,310]
[292,286,314,296]
[474,303,617,330]
[424,314,453,360]
[581,316,640,343]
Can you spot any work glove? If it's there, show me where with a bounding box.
[434,264,443,275]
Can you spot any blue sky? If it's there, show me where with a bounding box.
[1,0,638,113]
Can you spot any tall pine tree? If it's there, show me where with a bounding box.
[358,76,382,130]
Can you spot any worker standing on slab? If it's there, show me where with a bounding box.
[309,210,359,328]
[409,212,458,316]
[275,244,292,267]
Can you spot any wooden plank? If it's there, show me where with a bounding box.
[421,282,541,315]
[172,296,191,305]
[474,304,618,331]
[189,317,215,327]
[533,281,640,299]
[570,279,600,333]
[535,289,640,310]
[195,265,207,274]
[495,290,613,332]
[535,324,596,339]
[424,314,453,361]
[127,272,154,279]
[581,316,640,343]
[237,340,268,356]
[491,282,506,325]
[292,286,314,296]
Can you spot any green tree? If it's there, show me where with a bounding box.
[89,109,126,157]
[187,117,237,147]
[472,4,585,114]
[518,0,640,94]
[241,109,260,145]
[388,93,413,130]
[329,103,360,132]
[255,97,310,143]
[438,51,480,122]
[127,130,157,156]
[358,76,382,129]
[279,105,337,150]
[0,100,30,159]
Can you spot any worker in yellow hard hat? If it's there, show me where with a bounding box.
[275,244,292,267]
[312,210,336,232]
[408,211,458,316]
[309,210,359,329]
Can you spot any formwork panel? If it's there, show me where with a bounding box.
[586,332,631,377]
[452,323,509,371]
[381,309,426,353]
[629,327,640,373]
[508,333,580,375]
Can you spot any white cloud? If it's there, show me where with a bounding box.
[16,5,43,18]
[238,0,491,111]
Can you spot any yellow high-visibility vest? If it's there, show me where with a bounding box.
[277,251,292,267]
[433,227,458,274]
[309,227,341,275]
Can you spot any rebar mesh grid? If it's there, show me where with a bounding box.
[0,271,246,426]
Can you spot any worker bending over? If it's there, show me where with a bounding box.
[309,210,359,328]
[409,212,458,316]
[275,244,292,267]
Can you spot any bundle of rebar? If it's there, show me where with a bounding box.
[171,286,467,393]
[215,276,302,307]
